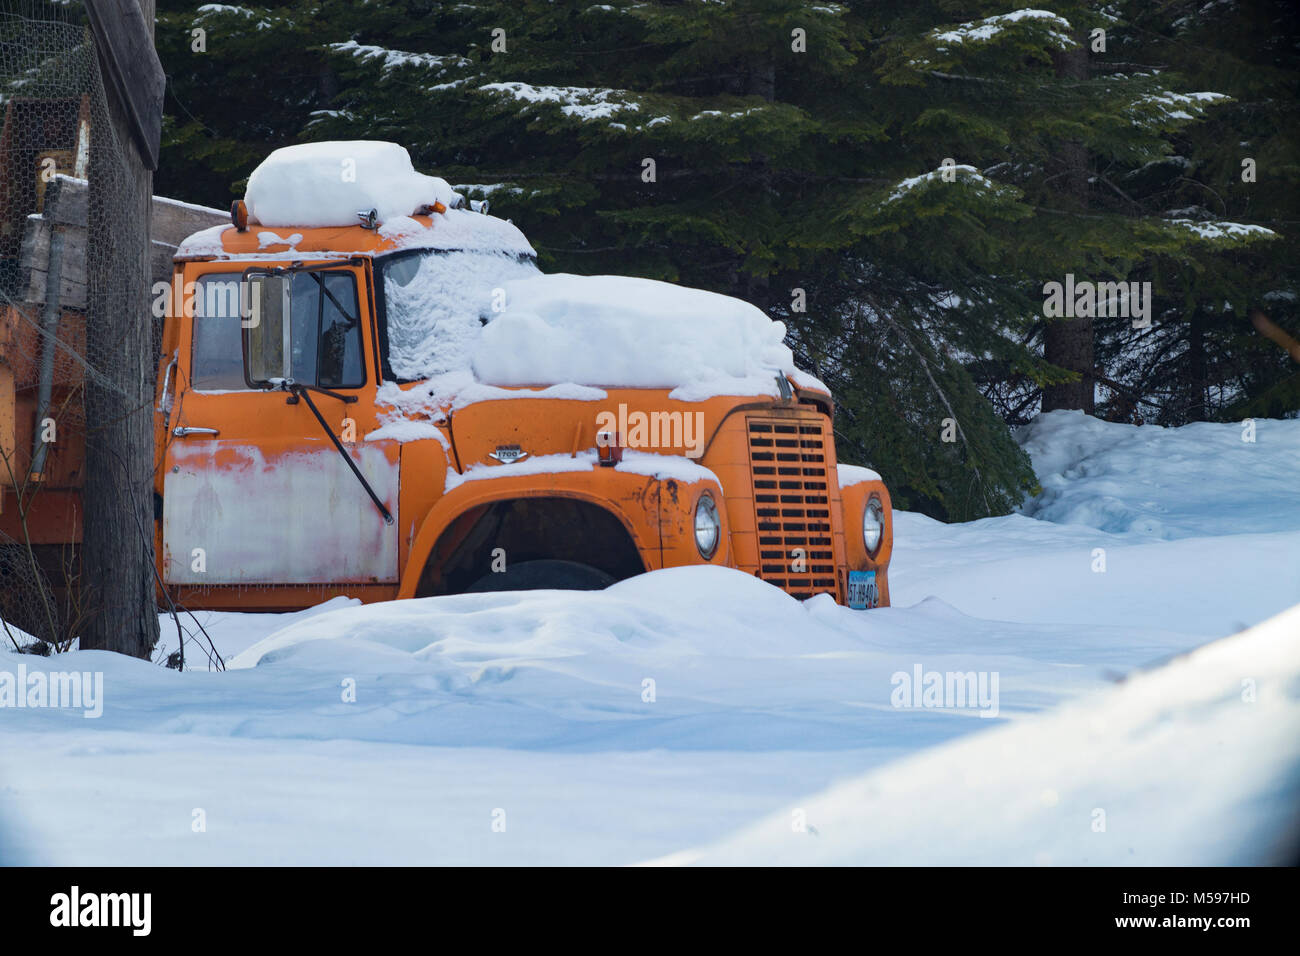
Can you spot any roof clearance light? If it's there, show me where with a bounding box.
[230,200,249,232]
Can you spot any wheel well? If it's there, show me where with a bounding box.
[415,496,646,597]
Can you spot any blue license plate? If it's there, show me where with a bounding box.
[847,570,878,610]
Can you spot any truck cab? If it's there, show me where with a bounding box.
[3,141,892,626]
[157,200,893,612]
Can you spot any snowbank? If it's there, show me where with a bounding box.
[244,141,458,228]
[890,411,1300,635]
[4,557,1279,864]
[219,566,1189,745]
[1016,410,1300,538]
[473,273,797,390]
[661,603,1300,866]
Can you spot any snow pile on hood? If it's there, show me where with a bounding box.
[1016,410,1300,539]
[472,273,798,395]
[244,141,458,228]
[372,269,816,426]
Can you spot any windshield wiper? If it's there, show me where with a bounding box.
[307,271,359,328]
[282,381,394,525]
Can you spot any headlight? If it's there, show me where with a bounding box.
[694,492,720,559]
[863,496,884,555]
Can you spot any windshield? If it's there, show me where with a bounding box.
[377,249,539,383]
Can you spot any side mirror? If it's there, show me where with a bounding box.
[244,273,291,387]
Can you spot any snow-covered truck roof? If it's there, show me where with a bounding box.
[174,209,534,260]
[175,140,535,260]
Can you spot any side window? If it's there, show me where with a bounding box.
[191,273,247,390]
[289,271,364,388]
[219,267,367,391]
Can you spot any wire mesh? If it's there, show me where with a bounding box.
[0,2,152,649]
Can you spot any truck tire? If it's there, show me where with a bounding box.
[464,559,616,593]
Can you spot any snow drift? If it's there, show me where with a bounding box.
[2,410,1299,864]
[1017,410,1300,538]
[660,602,1300,866]
[891,411,1300,634]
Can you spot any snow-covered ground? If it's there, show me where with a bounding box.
[1,411,1297,865]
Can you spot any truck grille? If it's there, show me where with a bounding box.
[747,417,837,599]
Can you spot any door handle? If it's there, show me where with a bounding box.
[173,426,220,437]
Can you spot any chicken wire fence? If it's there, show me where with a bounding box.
[0,2,158,651]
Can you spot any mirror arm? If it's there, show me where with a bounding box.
[287,383,393,525]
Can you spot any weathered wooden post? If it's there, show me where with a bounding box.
[80,0,164,656]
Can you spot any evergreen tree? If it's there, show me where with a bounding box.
[148,0,1292,520]
[1095,0,1300,424]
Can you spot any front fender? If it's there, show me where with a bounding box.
[839,476,893,607]
[397,459,728,598]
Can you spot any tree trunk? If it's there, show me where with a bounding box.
[1187,306,1208,421]
[81,0,160,657]
[1042,315,1095,413]
[1041,37,1095,415]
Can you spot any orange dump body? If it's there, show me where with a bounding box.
[1,215,892,613]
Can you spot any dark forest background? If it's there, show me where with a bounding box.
[37,0,1300,519]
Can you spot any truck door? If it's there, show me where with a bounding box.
[160,264,399,588]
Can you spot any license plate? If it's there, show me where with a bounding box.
[847,570,878,610]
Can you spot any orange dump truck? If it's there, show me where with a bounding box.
[1,143,892,618]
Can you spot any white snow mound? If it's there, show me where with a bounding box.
[244,141,458,228]
[659,602,1300,866]
[472,273,797,389]
[1017,410,1300,538]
